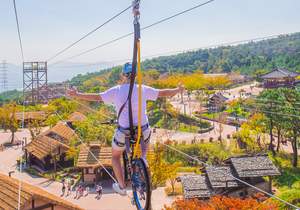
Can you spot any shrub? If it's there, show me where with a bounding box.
[164,185,183,196]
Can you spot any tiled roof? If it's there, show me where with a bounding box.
[179,175,212,199]
[229,155,281,177]
[0,173,83,210]
[261,68,299,79]
[15,111,46,121]
[68,112,87,122]
[206,166,239,188]
[25,135,69,160]
[77,144,112,168]
[209,93,228,101]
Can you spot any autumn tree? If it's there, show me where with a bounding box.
[164,195,279,210]
[148,143,181,189]
[0,103,19,144]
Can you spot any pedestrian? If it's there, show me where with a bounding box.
[61,179,66,197]
[66,178,72,196]
[85,186,90,197]
[95,184,103,200]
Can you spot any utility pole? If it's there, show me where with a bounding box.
[0,60,8,93]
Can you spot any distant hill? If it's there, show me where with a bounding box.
[142,32,300,74]
[69,32,300,88]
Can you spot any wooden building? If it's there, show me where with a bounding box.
[260,68,299,88]
[15,111,46,127]
[25,122,77,171]
[77,144,113,184]
[0,173,83,210]
[208,93,228,113]
[179,154,280,199]
[25,135,72,171]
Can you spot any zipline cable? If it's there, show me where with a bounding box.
[162,142,300,210]
[50,31,297,69]
[53,111,117,183]
[12,0,26,209]
[13,0,25,61]
[47,4,132,62]
[61,94,300,209]
[49,0,216,66]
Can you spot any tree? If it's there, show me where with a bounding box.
[1,103,19,144]
[148,143,180,189]
[164,195,279,210]
[258,89,284,155]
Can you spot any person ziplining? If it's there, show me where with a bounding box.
[67,1,184,209]
[67,65,183,190]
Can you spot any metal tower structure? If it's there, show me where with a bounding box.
[0,60,8,92]
[23,62,48,104]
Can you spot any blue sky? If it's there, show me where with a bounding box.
[0,0,300,89]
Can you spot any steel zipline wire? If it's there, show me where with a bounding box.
[51,32,289,69]
[46,4,132,62]
[48,0,216,66]
[61,95,300,209]
[162,143,300,210]
[12,0,25,209]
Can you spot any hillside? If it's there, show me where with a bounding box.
[70,32,300,87]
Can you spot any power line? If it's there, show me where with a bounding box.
[47,4,132,62]
[49,0,216,66]
[162,143,300,210]
[13,0,25,62]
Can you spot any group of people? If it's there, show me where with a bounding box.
[61,177,73,197]
[61,178,103,200]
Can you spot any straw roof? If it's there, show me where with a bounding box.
[68,112,87,123]
[25,135,69,160]
[44,122,77,144]
[15,111,46,121]
[77,144,112,168]
[0,173,83,210]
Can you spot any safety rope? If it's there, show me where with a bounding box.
[133,40,142,158]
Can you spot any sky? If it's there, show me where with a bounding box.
[0,0,300,90]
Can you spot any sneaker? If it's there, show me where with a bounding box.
[112,183,127,196]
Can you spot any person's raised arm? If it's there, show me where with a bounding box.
[66,88,102,102]
[158,84,184,98]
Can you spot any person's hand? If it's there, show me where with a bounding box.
[66,87,78,98]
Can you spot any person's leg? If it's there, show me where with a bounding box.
[112,149,125,188]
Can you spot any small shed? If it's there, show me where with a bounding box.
[260,68,299,88]
[0,173,83,210]
[77,144,113,184]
